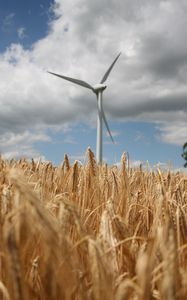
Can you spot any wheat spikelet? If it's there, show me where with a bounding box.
[88,238,113,300]
[64,154,70,171]
[119,153,129,217]
[87,147,97,177]
[115,278,141,300]
[4,224,26,300]
[72,160,79,194]
[99,209,118,276]
[27,256,44,299]
[160,225,180,300]
[0,280,11,300]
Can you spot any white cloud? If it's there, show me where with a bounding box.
[0,131,51,159]
[134,131,150,145]
[17,27,26,39]
[2,149,40,160]
[2,13,15,32]
[130,159,142,168]
[153,162,187,173]
[114,158,142,168]
[0,0,187,158]
[63,136,77,144]
[157,122,187,146]
[69,155,84,161]
[104,130,120,144]
[106,130,120,138]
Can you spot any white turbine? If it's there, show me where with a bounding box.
[48,52,121,164]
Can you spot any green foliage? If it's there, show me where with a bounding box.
[182,142,187,168]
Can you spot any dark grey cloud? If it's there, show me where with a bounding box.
[136,31,187,81]
[108,91,187,117]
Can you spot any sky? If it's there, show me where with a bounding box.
[0,0,186,169]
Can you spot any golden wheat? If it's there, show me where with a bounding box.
[0,149,186,299]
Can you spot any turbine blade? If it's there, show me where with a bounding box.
[101,104,114,144]
[100,52,121,84]
[47,71,93,90]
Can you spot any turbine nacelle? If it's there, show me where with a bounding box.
[93,83,107,93]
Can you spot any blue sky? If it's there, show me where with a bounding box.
[0,0,53,50]
[0,0,186,169]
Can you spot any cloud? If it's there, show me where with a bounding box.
[69,155,85,163]
[0,0,187,158]
[104,130,120,144]
[62,136,77,144]
[130,159,142,168]
[17,27,26,39]
[115,158,142,168]
[106,130,120,138]
[134,131,150,145]
[157,122,187,146]
[0,131,51,159]
[2,13,15,32]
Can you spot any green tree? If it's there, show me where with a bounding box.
[182,142,187,168]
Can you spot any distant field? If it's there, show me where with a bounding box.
[0,148,187,300]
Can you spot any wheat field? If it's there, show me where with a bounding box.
[0,148,187,300]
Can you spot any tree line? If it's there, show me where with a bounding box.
[182,143,187,168]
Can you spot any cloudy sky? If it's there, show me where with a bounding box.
[0,0,186,168]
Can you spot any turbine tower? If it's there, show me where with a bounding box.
[48,52,121,164]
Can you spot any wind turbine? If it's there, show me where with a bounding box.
[48,52,121,164]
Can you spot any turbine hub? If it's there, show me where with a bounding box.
[93,83,107,93]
